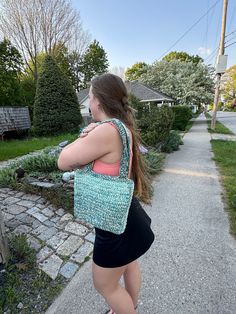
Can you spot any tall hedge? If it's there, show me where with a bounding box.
[33,55,82,136]
[171,105,193,131]
[139,105,174,148]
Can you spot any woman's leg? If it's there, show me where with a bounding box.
[92,262,136,314]
[123,260,141,308]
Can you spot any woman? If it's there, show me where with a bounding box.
[58,73,155,314]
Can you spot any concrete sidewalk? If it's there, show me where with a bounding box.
[46,114,236,314]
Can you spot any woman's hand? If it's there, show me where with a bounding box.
[80,123,98,138]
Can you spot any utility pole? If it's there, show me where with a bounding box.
[211,0,228,129]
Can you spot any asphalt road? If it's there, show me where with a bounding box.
[213,111,236,134]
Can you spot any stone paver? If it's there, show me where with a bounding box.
[59,262,79,279]
[1,187,94,280]
[39,254,64,280]
[70,241,94,264]
[56,235,84,256]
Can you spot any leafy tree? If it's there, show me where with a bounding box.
[163,51,203,64]
[222,65,236,110]
[0,0,88,82]
[141,60,214,107]
[125,62,148,81]
[33,55,82,136]
[80,40,109,88]
[52,42,74,82]
[67,50,82,91]
[0,38,23,106]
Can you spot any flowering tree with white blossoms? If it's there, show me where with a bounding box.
[141,60,214,107]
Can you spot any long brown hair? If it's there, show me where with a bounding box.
[91,73,151,203]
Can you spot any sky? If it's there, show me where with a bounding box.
[71,0,236,70]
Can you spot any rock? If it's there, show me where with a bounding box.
[30,181,56,188]
[6,204,27,215]
[59,213,73,224]
[16,200,36,209]
[70,241,93,264]
[59,262,79,279]
[56,235,83,256]
[56,208,65,216]
[3,196,21,206]
[64,221,88,236]
[85,232,95,244]
[13,225,32,235]
[46,231,69,250]
[36,246,54,263]
[58,141,69,148]
[62,171,75,182]
[17,302,24,309]
[139,144,148,154]
[62,172,71,182]
[39,254,63,280]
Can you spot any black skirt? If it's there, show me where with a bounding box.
[93,196,155,268]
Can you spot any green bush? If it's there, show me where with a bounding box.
[34,55,82,136]
[172,105,193,131]
[138,105,174,148]
[129,93,144,121]
[144,149,165,175]
[0,167,17,188]
[8,234,36,267]
[20,153,58,173]
[0,153,59,188]
[162,130,183,153]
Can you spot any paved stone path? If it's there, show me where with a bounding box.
[0,187,94,280]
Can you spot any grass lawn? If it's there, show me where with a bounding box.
[205,112,234,135]
[0,132,78,162]
[211,140,236,237]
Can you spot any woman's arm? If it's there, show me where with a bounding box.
[57,123,117,171]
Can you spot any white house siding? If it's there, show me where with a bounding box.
[80,97,90,116]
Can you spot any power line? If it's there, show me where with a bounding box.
[225,34,236,45]
[157,0,221,60]
[204,46,219,62]
[203,0,210,51]
[228,0,236,31]
[225,30,236,37]
[225,40,236,48]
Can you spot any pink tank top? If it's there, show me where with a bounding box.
[92,122,133,178]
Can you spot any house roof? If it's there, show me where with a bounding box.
[76,81,174,104]
[125,81,174,102]
[77,88,89,103]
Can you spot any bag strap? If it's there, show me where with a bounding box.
[82,118,131,179]
[102,118,131,179]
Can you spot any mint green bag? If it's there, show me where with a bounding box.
[74,118,134,234]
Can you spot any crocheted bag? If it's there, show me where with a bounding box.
[74,118,134,234]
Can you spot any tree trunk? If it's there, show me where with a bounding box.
[0,210,10,264]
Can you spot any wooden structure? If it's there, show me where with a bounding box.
[0,107,31,140]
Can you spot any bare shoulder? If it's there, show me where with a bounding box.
[87,122,121,142]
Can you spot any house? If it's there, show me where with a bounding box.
[125,81,175,108]
[77,81,175,120]
[76,88,91,125]
[0,107,31,140]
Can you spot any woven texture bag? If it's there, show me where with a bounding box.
[74,118,134,234]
